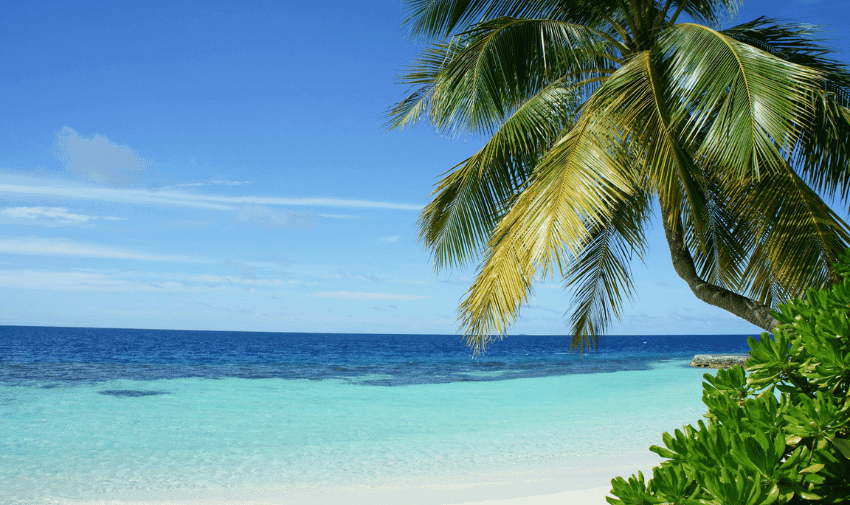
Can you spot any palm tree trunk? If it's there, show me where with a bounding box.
[659,203,778,332]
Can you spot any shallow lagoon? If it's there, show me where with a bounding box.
[0,327,753,504]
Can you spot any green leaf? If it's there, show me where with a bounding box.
[830,437,850,459]
[649,445,675,459]
[764,483,780,505]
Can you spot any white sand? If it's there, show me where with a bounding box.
[54,462,645,505]
[457,486,613,505]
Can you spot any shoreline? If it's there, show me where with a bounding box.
[52,460,656,505]
[458,486,613,505]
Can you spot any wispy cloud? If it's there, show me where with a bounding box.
[0,236,201,263]
[0,182,233,210]
[0,206,126,227]
[170,219,214,227]
[0,267,297,293]
[314,291,429,300]
[53,127,149,186]
[212,180,250,186]
[189,274,288,287]
[317,213,364,220]
[162,180,249,189]
[235,204,317,229]
[378,235,400,244]
[0,270,165,292]
[161,182,205,189]
[0,179,423,211]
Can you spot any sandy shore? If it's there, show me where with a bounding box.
[277,459,649,505]
[55,486,617,505]
[459,486,613,505]
[54,479,623,505]
[54,460,650,505]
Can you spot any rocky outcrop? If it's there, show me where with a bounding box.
[689,354,750,368]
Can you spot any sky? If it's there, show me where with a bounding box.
[1,0,849,338]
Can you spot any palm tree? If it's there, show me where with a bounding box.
[389,0,850,353]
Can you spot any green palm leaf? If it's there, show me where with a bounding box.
[793,92,850,202]
[458,110,632,354]
[565,185,650,352]
[723,17,850,96]
[735,162,850,302]
[661,23,823,179]
[390,17,617,136]
[589,49,709,242]
[402,0,620,39]
[420,78,580,270]
[682,173,749,290]
[667,0,739,26]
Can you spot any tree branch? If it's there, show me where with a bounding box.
[668,1,687,25]
[660,202,778,331]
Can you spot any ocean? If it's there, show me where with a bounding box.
[0,326,755,505]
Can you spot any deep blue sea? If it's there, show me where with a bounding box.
[0,326,753,387]
[0,326,755,505]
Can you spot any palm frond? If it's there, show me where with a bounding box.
[740,237,790,307]
[588,50,709,244]
[734,160,850,302]
[402,0,619,39]
[420,79,580,270]
[661,23,823,180]
[666,0,739,27]
[565,184,650,352]
[722,16,850,105]
[458,110,631,355]
[389,17,616,136]
[792,92,850,201]
[682,172,749,290]
[722,17,850,199]
[386,41,460,131]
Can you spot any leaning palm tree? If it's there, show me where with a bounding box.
[389,0,850,353]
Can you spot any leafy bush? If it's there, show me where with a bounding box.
[608,253,850,504]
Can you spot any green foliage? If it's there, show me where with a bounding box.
[609,253,850,505]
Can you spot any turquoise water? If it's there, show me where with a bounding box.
[1,360,712,504]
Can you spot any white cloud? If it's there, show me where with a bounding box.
[161,180,250,189]
[243,196,421,211]
[170,219,214,227]
[53,127,148,186]
[0,178,423,211]
[0,182,234,210]
[188,273,288,287]
[0,236,201,263]
[161,182,205,189]
[235,204,317,229]
[0,206,126,226]
[212,180,250,186]
[313,291,429,300]
[377,235,400,244]
[317,213,363,220]
[0,270,161,292]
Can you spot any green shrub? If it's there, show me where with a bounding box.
[608,253,850,504]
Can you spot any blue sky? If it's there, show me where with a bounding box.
[1,0,848,337]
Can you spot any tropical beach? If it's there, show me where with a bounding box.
[2,0,850,503]
[4,322,843,503]
[2,328,745,504]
